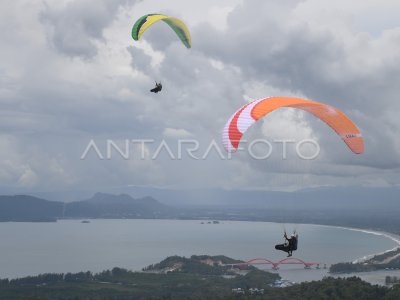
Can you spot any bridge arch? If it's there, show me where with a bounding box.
[277,257,318,268]
[229,257,320,269]
[244,258,277,266]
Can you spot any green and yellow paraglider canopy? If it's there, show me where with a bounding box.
[132,14,191,48]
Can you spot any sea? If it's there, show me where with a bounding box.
[0,219,399,284]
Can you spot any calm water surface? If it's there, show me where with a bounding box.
[0,219,397,282]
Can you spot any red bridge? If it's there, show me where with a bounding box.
[227,258,324,270]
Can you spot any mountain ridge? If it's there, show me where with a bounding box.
[0,193,172,221]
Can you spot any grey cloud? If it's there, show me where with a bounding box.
[128,46,156,79]
[1,0,399,192]
[192,0,400,172]
[127,40,245,136]
[40,0,140,59]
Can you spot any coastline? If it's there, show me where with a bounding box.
[346,228,400,263]
[0,218,398,280]
[307,224,400,264]
[265,222,400,286]
[277,222,400,263]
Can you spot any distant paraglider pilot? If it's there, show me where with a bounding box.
[150,82,162,93]
[275,232,298,257]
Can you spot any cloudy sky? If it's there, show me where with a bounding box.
[0,0,399,193]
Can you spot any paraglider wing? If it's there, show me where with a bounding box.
[222,96,364,154]
[132,14,191,48]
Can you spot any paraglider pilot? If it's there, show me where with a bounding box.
[150,82,162,93]
[275,232,298,257]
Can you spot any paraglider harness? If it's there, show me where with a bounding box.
[275,231,298,257]
[287,231,298,251]
[150,81,162,93]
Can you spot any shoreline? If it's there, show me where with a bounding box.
[345,228,400,263]
[0,218,398,280]
[302,223,400,264]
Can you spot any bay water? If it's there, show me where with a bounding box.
[0,219,397,282]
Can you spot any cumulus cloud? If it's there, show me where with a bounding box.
[0,0,399,193]
[194,0,400,172]
[40,0,140,59]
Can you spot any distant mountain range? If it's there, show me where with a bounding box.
[64,193,172,218]
[23,186,400,211]
[89,185,400,212]
[0,193,173,222]
[0,187,399,234]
